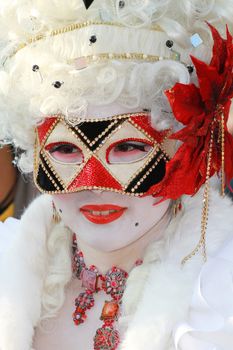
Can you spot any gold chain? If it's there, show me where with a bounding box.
[220,108,225,196]
[68,52,173,64]
[182,123,214,265]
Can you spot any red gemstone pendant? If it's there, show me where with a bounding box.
[94,326,120,350]
[104,267,128,300]
[100,301,119,321]
[81,269,97,291]
[73,291,95,325]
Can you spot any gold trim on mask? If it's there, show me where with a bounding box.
[73,119,120,147]
[130,152,166,193]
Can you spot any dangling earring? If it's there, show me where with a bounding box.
[52,201,61,224]
[173,198,182,217]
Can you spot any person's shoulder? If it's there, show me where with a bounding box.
[0,194,53,258]
[174,235,233,349]
[0,217,20,256]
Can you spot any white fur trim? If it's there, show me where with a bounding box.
[0,194,53,350]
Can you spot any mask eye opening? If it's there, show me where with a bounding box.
[106,138,154,165]
[45,141,84,165]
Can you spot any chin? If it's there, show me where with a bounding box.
[72,221,139,252]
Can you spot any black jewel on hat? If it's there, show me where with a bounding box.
[82,0,95,9]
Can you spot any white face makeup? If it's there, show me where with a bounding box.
[49,104,172,252]
[53,191,170,252]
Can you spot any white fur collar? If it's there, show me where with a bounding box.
[0,188,233,350]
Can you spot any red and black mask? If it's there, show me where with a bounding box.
[34,112,170,196]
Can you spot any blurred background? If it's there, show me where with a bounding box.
[0,145,38,221]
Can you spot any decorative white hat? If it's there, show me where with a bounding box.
[0,0,232,173]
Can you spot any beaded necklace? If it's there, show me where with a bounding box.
[72,234,142,350]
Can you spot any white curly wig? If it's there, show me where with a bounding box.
[0,0,232,172]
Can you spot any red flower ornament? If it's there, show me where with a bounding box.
[150,24,233,200]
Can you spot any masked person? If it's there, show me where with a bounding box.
[0,1,233,350]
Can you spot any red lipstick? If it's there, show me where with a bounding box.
[80,204,127,224]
